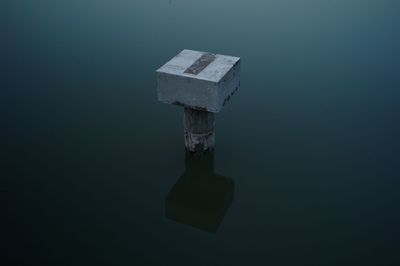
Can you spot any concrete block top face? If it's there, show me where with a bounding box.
[157,49,240,83]
[156,49,241,113]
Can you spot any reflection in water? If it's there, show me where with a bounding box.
[165,152,235,233]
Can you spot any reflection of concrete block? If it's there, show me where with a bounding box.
[165,174,234,232]
[156,49,241,113]
[165,152,235,233]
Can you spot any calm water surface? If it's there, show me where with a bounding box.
[2,1,400,265]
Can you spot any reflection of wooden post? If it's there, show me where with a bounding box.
[183,108,215,153]
[156,49,241,155]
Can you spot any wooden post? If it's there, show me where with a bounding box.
[183,108,215,153]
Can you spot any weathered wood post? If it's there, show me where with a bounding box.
[156,49,241,154]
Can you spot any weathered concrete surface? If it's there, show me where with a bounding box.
[183,108,215,153]
[156,49,240,113]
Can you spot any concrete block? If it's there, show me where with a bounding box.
[156,49,240,113]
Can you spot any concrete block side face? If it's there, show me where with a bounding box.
[217,59,241,109]
[157,72,219,112]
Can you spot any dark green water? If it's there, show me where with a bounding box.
[2,1,400,265]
